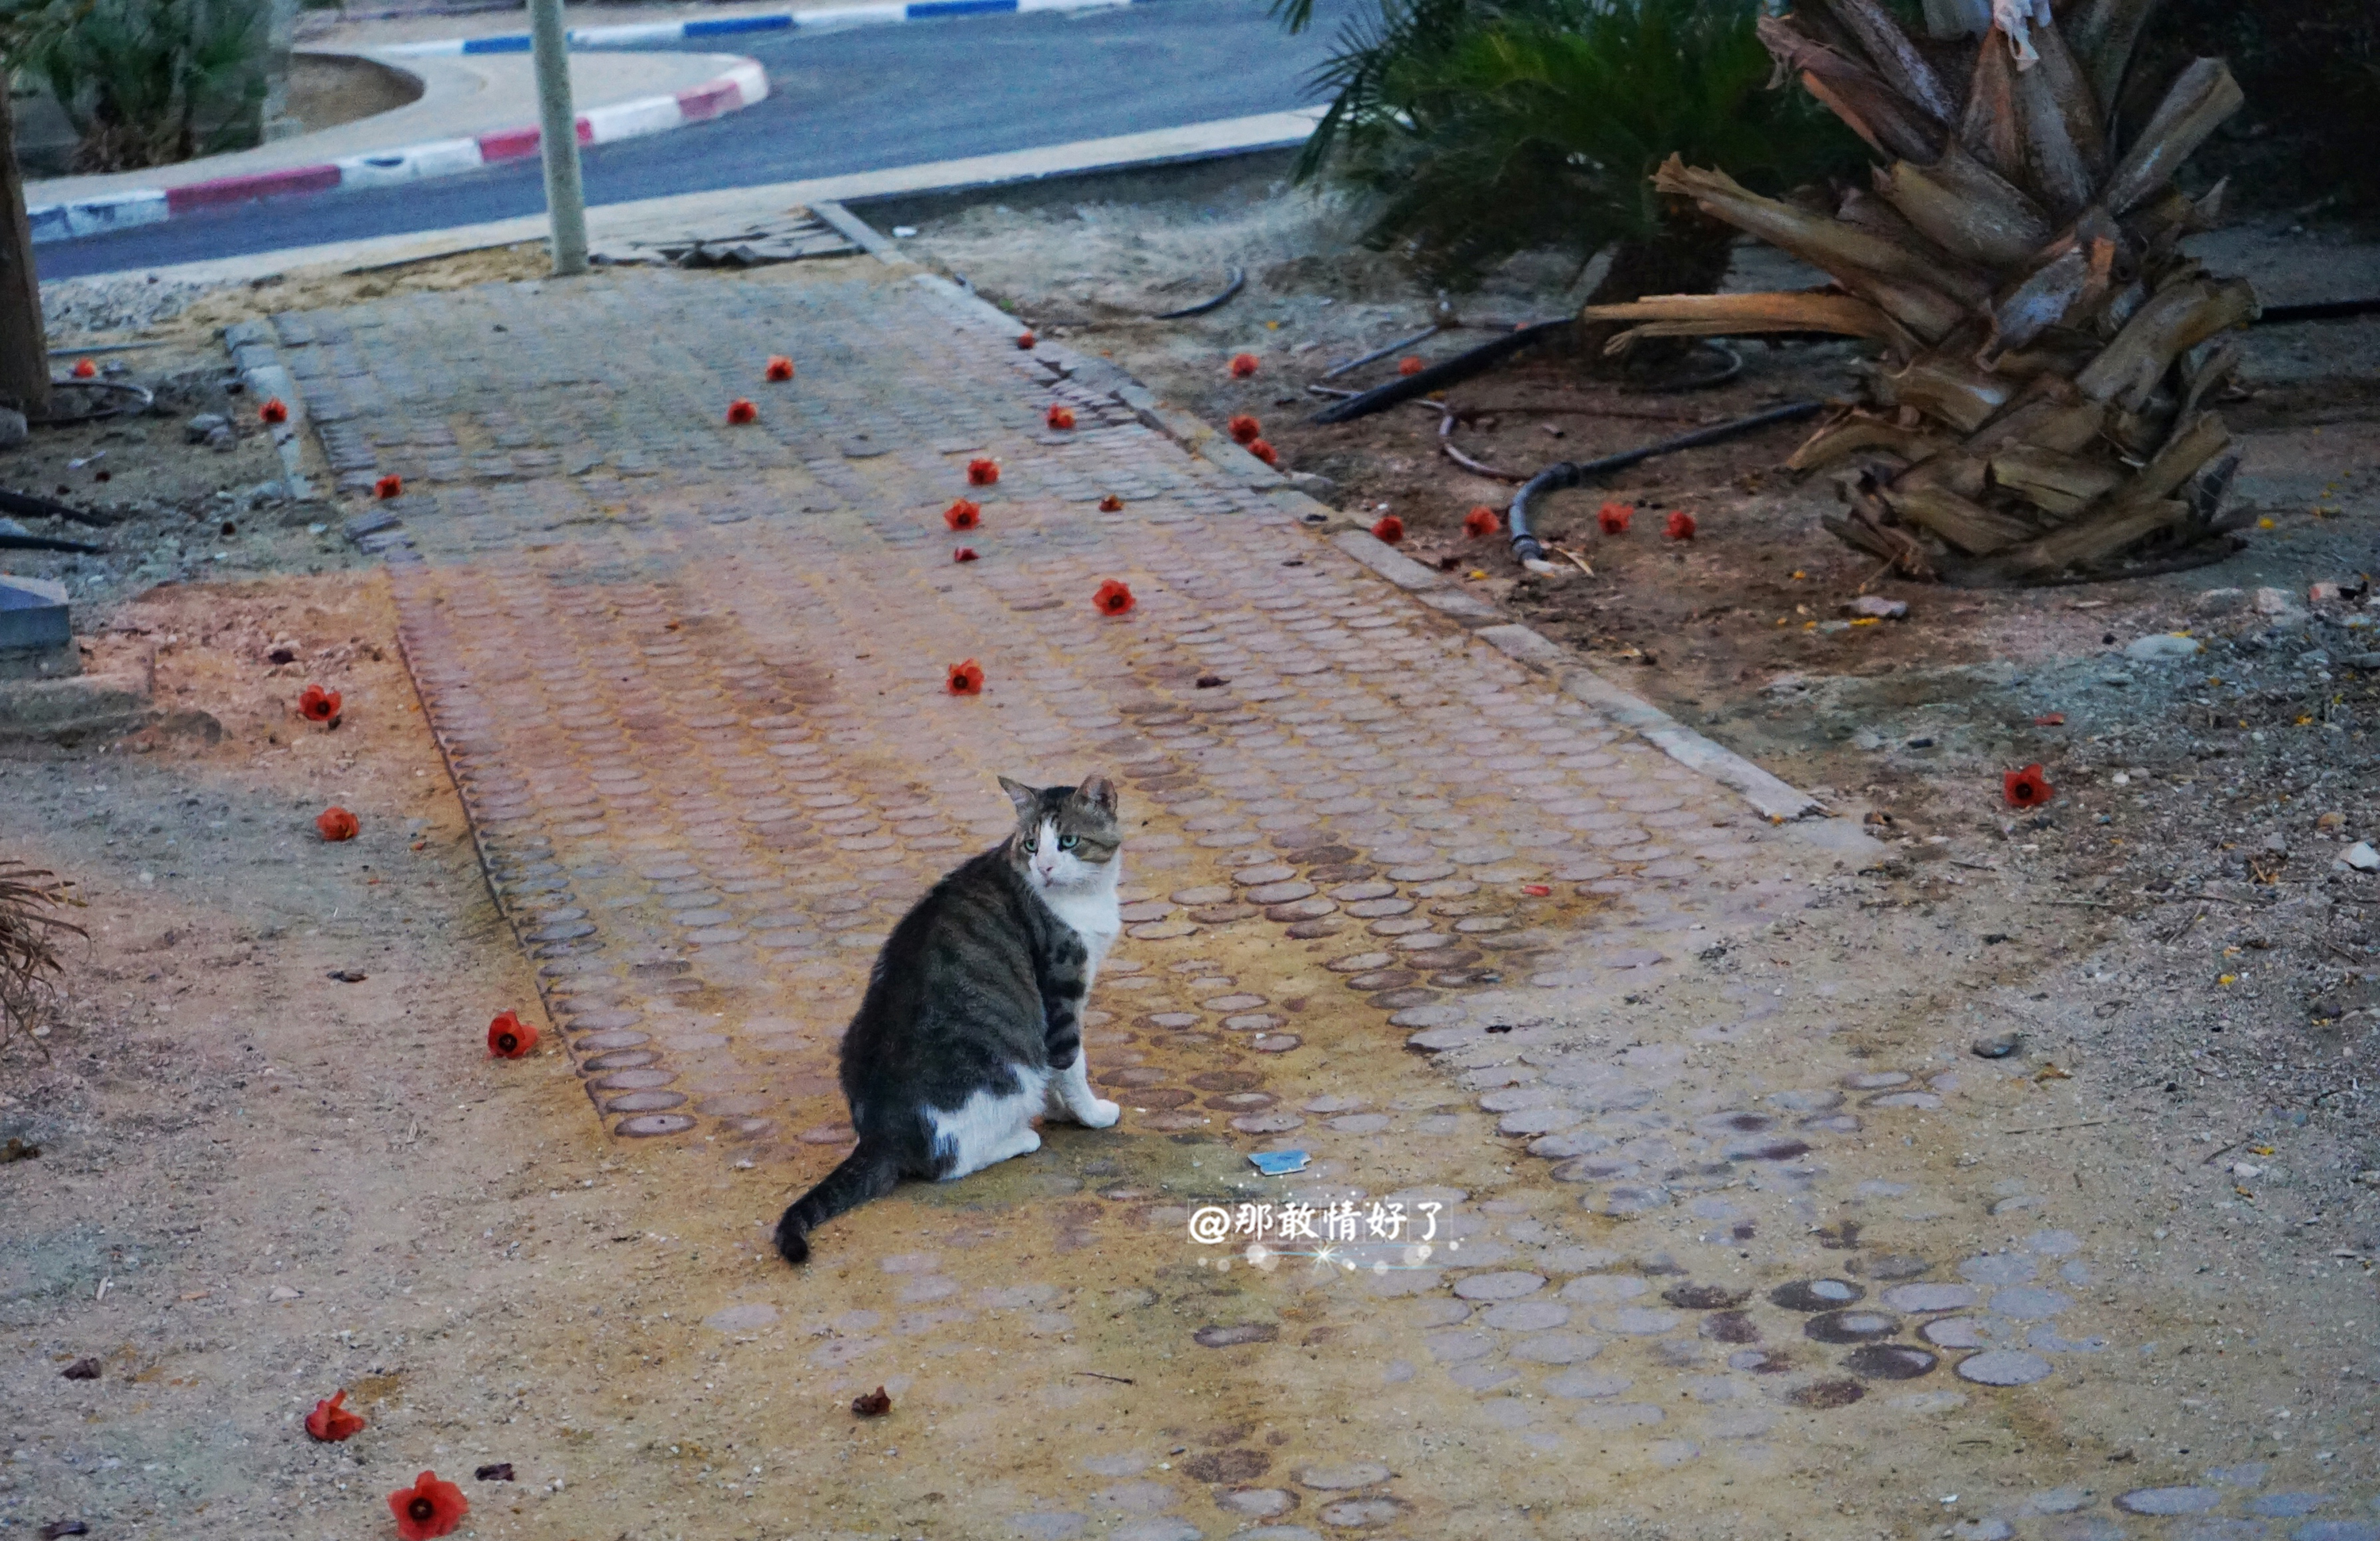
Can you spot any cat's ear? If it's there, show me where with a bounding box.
[1076,773,1117,815]
[996,776,1039,822]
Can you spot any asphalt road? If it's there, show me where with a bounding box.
[38,0,1353,279]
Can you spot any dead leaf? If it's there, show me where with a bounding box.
[851,1386,892,1417]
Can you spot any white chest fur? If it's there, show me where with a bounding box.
[1036,878,1121,980]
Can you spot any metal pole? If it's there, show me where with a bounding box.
[528,0,589,276]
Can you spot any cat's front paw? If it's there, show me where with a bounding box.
[1083,1098,1121,1129]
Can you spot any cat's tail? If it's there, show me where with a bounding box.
[775,1142,902,1266]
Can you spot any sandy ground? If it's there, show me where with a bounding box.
[1,180,2375,1540]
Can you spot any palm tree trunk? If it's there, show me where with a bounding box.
[0,88,52,419]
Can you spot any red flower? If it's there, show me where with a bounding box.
[1664,510,1696,541]
[966,458,1000,486]
[71,358,96,379]
[2033,712,2066,726]
[1097,494,1123,512]
[947,659,985,696]
[1397,356,1424,376]
[374,474,403,500]
[1093,579,1135,616]
[953,546,979,563]
[2003,765,2055,808]
[1228,353,1259,378]
[944,498,981,531]
[1245,438,1279,466]
[297,684,342,725]
[765,355,795,381]
[316,807,359,842]
[1046,404,1076,431]
[1522,884,1552,897]
[487,1010,537,1059]
[1017,331,1037,350]
[259,397,288,425]
[389,1470,468,1541]
[1598,502,1633,535]
[1226,414,1261,445]
[1463,505,1499,539]
[304,1390,364,1443]
[726,398,758,425]
[1372,515,1405,544]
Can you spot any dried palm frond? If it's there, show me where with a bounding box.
[1,861,85,1055]
[1583,1,2259,583]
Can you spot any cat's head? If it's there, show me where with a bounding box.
[998,774,1122,895]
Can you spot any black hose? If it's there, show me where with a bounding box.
[1504,400,1825,563]
[1153,267,1245,320]
[0,531,105,554]
[2255,297,2380,324]
[1310,320,1572,424]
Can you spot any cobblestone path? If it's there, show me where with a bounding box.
[274,263,2374,1540]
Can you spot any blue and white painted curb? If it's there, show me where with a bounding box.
[28,58,766,245]
[379,0,1154,56]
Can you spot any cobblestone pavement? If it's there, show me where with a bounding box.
[273,262,2375,1539]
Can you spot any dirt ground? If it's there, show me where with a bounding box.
[2,174,2376,1540]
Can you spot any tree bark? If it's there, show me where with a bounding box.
[0,86,51,419]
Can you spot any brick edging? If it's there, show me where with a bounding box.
[27,57,768,245]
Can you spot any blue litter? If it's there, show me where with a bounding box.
[1248,1150,1310,1176]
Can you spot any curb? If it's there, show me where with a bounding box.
[27,57,768,245]
[844,204,1842,832]
[379,0,1160,56]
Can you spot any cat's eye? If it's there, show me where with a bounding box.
[1058,834,1079,851]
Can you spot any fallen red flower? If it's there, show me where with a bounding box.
[304,1390,365,1443]
[1226,414,1261,445]
[966,458,1000,486]
[944,498,981,531]
[765,355,795,382]
[1093,579,1135,616]
[2034,712,2066,726]
[853,1386,892,1416]
[316,807,359,842]
[1245,438,1279,466]
[1098,494,1123,512]
[1397,356,1423,376]
[297,684,342,725]
[1463,505,1499,539]
[725,398,758,425]
[1522,884,1552,897]
[1372,515,1405,544]
[947,659,985,696]
[374,474,403,500]
[1598,501,1633,535]
[953,546,979,563]
[487,1010,538,1059]
[2003,764,2056,808]
[1046,404,1076,431]
[1664,510,1696,541]
[389,1470,468,1541]
[71,358,96,379]
[1227,353,1260,378]
[259,397,288,425]
[1016,331,1037,350]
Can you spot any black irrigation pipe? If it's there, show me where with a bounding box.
[2256,297,2380,324]
[1152,267,1245,320]
[0,531,105,554]
[0,489,93,525]
[1503,401,1825,565]
[1310,320,1572,424]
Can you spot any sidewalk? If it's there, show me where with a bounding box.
[228,250,2376,1535]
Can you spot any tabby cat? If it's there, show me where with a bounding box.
[774,773,1124,1265]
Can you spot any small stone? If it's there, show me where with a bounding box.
[2124,634,2202,661]
[1844,595,1907,620]
[1296,1461,1389,1490]
[1955,1349,2052,1386]
[267,1284,303,1302]
[184,412,228,443]
[1971,1031,2021,1059]
[2116,1488,2221,1516]
[2336,841,2378,873]
[206,424,236,450]
[0,408,27,448]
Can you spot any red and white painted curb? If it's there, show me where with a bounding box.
[27,57,766,245]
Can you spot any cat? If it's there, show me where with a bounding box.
[774,772,1125,1266]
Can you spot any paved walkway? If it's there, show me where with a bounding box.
[267,259,2374,1539]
